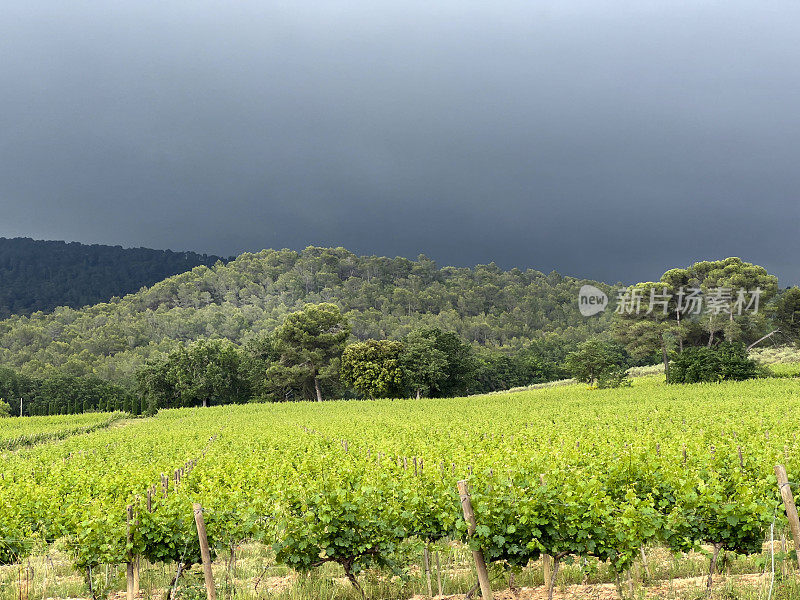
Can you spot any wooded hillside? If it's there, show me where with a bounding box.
[0,237,227,317]
[0,246,614,386]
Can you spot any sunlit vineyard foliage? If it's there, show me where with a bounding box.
[0,411,124,450]
[1,377,799,596]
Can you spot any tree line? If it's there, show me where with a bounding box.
[0,237,226,318]
[2,253,799,414]
[0,246,612,387]
[563,258,800,387]
[134,303,567,413]
[0,366,138,416]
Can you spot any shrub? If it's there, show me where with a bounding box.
[669,342,760,384]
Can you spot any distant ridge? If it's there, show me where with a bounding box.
[0,237,229,317]
[0,245,613,385]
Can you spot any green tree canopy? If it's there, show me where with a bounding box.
[341,339,405,399]
[770,287,800,344]
[136,338,249,411]
[564,339,630,388]
[400,327,476,397]
[267,303,351,402]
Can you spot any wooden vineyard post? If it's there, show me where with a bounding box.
[126,505,135,600]
[457,481,493,600]
[193,503,217,600]
[423,546,433,597]
[540,474,552,588]
[435,550,443,597]
[133,500,140,596]
[775,465,800,569]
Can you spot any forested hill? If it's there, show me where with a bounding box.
[0,246,614,385]
[0,237,227,317]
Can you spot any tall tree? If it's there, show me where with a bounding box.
[400,328,476,397]
[770,287,800,345]
[611,281,683,381]
[137,339,249,410]
[660,257,778,347]
[399,331,449,399]
[268,303,351,402]
[614,258,780,381]
[170,339,249,407]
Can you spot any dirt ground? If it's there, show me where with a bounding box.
[409,573,768,600]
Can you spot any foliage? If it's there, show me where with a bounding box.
[0,376,789,588]
[341,339,405,399]
[0,366,136,416]
[136,339,250,410]
[659,257,778,348]
[0,411,124,450]
[770,287,800,344]
[398,330,450,399]
[266,303,351,402]
[0,247,612,387]
[613,258,781,382]
[399,328,476,397]
[669,342,761,384]
[0,399,10,417]
[274,470,405,587]
[0,237,226,318]
[471,347,549,394]
[564,339,630,388]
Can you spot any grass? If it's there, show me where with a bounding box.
[2,538,800,600]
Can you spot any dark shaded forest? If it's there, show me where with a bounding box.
[0,237,228,317]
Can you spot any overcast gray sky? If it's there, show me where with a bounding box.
[1,1,798,284]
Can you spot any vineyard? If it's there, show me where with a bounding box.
[2,376,800,599]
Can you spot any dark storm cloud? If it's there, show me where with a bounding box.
[1,1,798,284]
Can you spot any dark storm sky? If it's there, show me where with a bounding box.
[1,1,798,285]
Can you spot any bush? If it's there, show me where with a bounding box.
[669,342,761,384]
[0,399,10,418]
[564,339,631,389]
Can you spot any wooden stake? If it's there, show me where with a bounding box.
[639,546,650,579]
[539,474,553,588]
[423,546,433,597]
[435,550,443,597]
[126,505,135,600]
[782,534,788,577]
[775,465,800,569]
[457,481,493,600]
[133,556,140,597]
[542,554,552,589]
[193,504,217,600]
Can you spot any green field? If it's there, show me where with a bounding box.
[2,377,800,599]
[0,411,124,450]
